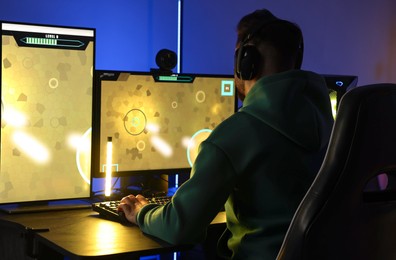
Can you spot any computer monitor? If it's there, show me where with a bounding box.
[323,74,358,118]
[92,71,237,180]
[0,22,95,206]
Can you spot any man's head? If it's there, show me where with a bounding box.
[234,9,304,100]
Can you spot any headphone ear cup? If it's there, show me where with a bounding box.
[235,45,262,80]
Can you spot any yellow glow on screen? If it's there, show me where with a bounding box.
[181,136,191,148]
[211,104,221,115]
[145,123,160,134]
[75,128,92,185]
[68,132,91,152]
[3,108,28,127]
[150,135,173,158]
[13,131,50,164]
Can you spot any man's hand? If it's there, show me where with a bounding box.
[118,194,149,225]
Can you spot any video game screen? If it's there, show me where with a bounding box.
[0,22,95,204]
[94,72,236,177]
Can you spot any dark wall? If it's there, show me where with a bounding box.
[181,0,396,85]
[1,0,396,85]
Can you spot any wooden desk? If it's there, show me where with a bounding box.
[0,208,226,260]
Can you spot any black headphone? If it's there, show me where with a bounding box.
[235,20,304,80]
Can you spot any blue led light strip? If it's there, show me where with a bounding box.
[177,0,183,73]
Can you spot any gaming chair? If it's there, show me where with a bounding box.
[277,83,396,260]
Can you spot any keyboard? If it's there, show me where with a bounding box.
[92,196,172,223]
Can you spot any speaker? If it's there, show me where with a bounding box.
[235,20,304,80]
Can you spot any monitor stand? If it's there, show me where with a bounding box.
[0,199,92,214]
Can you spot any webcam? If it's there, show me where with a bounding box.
[151,49,177,75]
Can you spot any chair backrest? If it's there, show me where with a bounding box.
[276,83,396,260]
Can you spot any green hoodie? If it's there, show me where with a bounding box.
[137,70,334,259]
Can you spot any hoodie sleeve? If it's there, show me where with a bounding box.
[136,141,237,245]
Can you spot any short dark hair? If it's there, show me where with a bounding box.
[237,9,304,70]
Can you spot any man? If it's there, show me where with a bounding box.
[118,9,334,259]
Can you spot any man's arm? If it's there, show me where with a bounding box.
[118,141,237,245]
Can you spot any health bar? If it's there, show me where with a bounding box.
[157,75,194,83]
[20,37,85,48]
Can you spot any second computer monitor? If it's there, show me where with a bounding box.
[93,71,237,177]
[0,21,95,205]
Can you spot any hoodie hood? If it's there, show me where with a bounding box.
[240,70,334,151]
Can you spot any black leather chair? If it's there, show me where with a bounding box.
[276,84,396,260]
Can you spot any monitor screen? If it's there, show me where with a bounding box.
[0,22,95,204]
[92,71,237,177]
[323,74,358,118]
